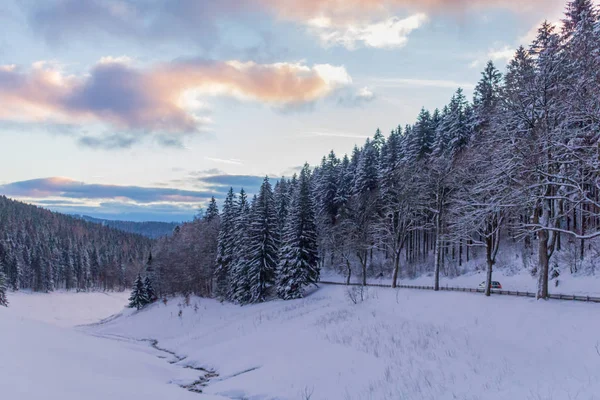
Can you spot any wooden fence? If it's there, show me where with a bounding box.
[319,280,600,303]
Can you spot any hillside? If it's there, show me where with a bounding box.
[0,196,152,292]
[78,215,180,239]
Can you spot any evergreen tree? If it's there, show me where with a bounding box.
[406,108,434,161]
[128,274,148,310]
[245,177,280,303]
[473,61,502,136]
[143,276,156,303]
[277,165,320,299]
[215,188,236,300]
[353,138,379,195]
[0,270,8,307]
[274,179,290,239]
[204,197,220,223]
[229,189,252,304]
[317,150,341,226]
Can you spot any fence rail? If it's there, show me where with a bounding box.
[318,280,600,303]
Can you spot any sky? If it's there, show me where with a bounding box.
[0,0,573,221]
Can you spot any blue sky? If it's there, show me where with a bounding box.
[0,0,572,221]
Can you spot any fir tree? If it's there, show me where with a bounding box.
[277,165,320,300]
[0,270,8,307]
[245,177,280,303]
[204,197,220,223]
[128,274,148,310]
[229,189,252,304]
[215,188,236,300]
[274,179,290,239]
[317,150,341,226]
[143,276,156,303]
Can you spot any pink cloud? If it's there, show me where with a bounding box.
[0,59,351,134]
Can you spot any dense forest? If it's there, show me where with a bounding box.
[146,0,600,303]
[78,215,179,239]
[0,196,151,292]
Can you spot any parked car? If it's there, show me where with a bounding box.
[478,281,502,289]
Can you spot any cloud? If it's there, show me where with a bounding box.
[0,58,352,145]
[205,157,244,165]
[23,0,552,52]
[0,174,271,221]
[369,77,475,89]
[261,0,551,21]
[195,175,266,190]
[308,13,427,49]
[488,45,516,62]
[337,86,376,107]
[78,134,141,150]
[25,0,244,48]
[0,177,217,203]
[300,130,372,139]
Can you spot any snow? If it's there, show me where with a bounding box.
[5,290,130,327]
[3,285,600,399]
[320,256,600,296]
[0,291,221,400]
[88,285,600,400]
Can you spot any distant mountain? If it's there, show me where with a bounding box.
[78,215,180,239]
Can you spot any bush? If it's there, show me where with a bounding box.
[346,286,368,304]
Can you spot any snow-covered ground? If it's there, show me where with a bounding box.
[3,285,600,400]
[322,264,600,296]
[0,290,211,400]
[5,290,130,327]
[89,286,600,400]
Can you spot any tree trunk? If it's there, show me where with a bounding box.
[434,235,441,291]
[537,231,550,300]
[358,251,367,286]
[392,251,400,288]
[346,259,352,286]
[485,237,493,297]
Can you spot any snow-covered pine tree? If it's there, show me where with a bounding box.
[128,274,148,310]
[274,179,290,240]
[0,270,8,307]
[317,150,340,226]
[143,276,156,303]
[144,251,157,295]
[245,177,280,303]
[229,189,252,304]
[204,197,220,223]
[277,164,319,300]
[406,108,434,162]
[215,187,236,300]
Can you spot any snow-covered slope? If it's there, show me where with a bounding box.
[87,285,600,400]
[0,291,220,400]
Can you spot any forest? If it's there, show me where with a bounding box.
[0,196,151,293]
[146,0,600,303]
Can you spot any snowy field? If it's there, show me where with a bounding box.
[3,285,600,400]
